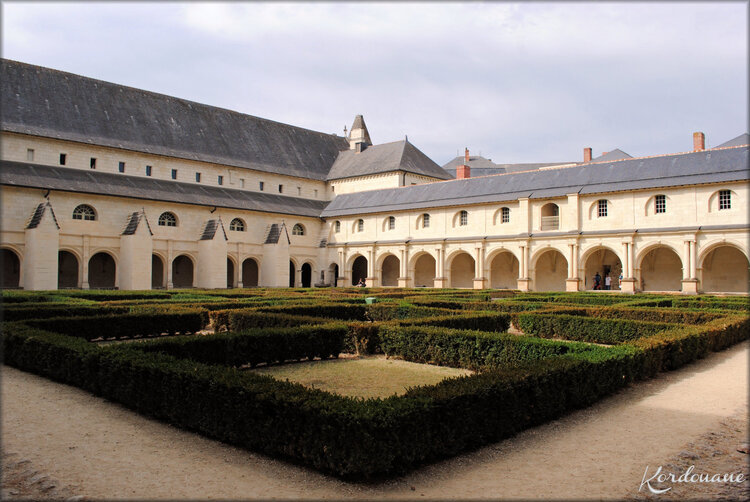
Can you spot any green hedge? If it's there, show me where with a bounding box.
[135,323,348,367]
[379,324,585,371]
[24,311,206,341]
[256,303,368,320]
[514,312,676,344]
[2,304,131,321]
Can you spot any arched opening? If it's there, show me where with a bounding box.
[58,251,79,288]
[151,255,164,289]
[289,261,296,287]
[227,258,235,288]
[351,256,367,286]
[541,203,560,230]
[701,246,749,293]
[88,252,116,289]
[449,252,475,288]
[533,249,567,291]
[639,247,682,292]
[172,255,194,288]
[301,263,312,288]
[242,258,259,287]
[583,248,623,290]
[413,254,436,288]
[381,255,400,287]
[490,252,519,289]
[1,249,21,288]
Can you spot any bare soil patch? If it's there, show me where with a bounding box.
[251,355,473,398]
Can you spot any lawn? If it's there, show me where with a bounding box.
[251,355,473,398]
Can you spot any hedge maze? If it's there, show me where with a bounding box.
[2,288,748,478]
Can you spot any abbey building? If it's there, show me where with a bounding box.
[1,59,748,293]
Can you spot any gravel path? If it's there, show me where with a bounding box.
[2,341,748,500]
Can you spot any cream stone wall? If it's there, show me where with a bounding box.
[1,133,328,200]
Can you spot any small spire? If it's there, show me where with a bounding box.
[349,114,372,151]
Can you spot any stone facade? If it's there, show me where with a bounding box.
[1,60,747,294]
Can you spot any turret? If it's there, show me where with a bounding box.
[348,114,372,152]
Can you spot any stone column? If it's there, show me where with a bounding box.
[517,243,532,291]
[398,247,410,288]
[81,235,90,289]
[566,243,580,291]
[166,240,174,289]
[681,239,699,294]
[366,247,378,287]
[473,245,486,289]
[620,241,636,294]
[434,246,447,288]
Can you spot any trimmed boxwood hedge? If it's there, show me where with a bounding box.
[2,291,748,479]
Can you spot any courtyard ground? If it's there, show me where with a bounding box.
[2,341,748,501]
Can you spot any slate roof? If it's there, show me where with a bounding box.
[1,59,349,181]
[0,161,328,217]
[442,155,576,177]
[321,145,750,217]
[200,219,227,241]
[121,209,153,236]
[589,149,632,163]
[715,133,749,149]
[327,140,453,181]
[25,201,60,229]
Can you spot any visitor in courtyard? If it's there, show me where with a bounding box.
[357,278,366,287]
[618,273,624,289]
[593,272,601,290]
[604,273,611,290]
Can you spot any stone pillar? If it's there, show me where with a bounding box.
[336,248,347,287]
[620,241,636,293]
[166,240,174,289]
[566,243,580,291]
[682,239,699,294]
[119,214,153,290]
[434,246,447,288]
[473,245,486,289]
[81,235,90,289]
[517,244,531,291]
[366,247,378,287]
[398,247,410,288]
[22,202,60,290]
[197,221,228,289]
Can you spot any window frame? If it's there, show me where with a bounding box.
[387,216,396,230]
[501,207,510,224]
[597,199,608,218]
[292,223,305,236]
[459,210,468,226]
[72,204,96,221]
[334,220,341,233]
[655,194,666,214]
[158,212,177,227]
[719,190,731,210]
[357,219,364,232]
[422,213,430,228]
[229,218,245,232]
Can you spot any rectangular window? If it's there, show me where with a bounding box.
[240,178,245,188]
[719,190,731,210]
[195,172,201,183]
[655,194,666,214]
[59,153,67,165]
[27,149,34,161]
[259,181,265,191]
[423,213,430,228]
[501,208,510,223]
[90,158,97,169]
[218,175,224,185]
[297,186,301,196]
[171,169,178,180]
[278,184,283,193]
[314,189,318,197]
[145,165,152,176]
[119,161,125,173]
[597,200,608,218]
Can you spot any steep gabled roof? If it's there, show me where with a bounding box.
[589,149,632,163]
[1,59,348,181]
[0,161,328,217]
[442,155,576,177]
[327,140,453,181]
[715,133,749,149]
[321,146,749,217]
[200,219,228,241]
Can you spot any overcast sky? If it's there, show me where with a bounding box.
[2,1,747,165]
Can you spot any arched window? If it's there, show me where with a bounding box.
[229,218,245,232]
[422,213,430,228]
[597,199,608,218]
[541,203,559,230]
[357,219,364,232]
[387,216,396,230]
[72,204,96,221]
[292,223,305,236]
[501,207,510,223]
[459,210,468,226]
[334,220,341,233]
[158,212,177,227]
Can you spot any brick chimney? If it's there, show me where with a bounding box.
[583,147,592,162]
[693,132,705,152]
[456,164,471,179]
[464,147,470,163]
